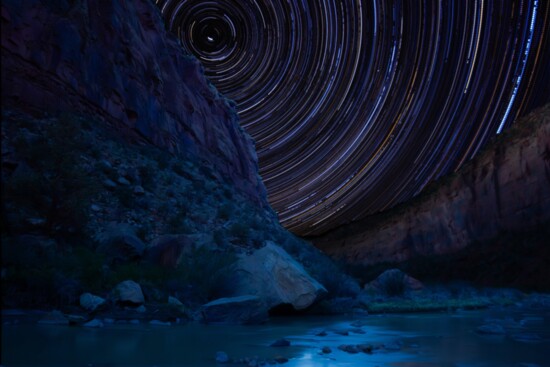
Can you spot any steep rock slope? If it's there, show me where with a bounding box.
[313,105,550,271]
[1,0,359,313]
[1,0,265,206]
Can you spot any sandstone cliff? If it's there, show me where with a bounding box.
[313,105,550,273]
[1,0,358,312]
[1,0,266,206]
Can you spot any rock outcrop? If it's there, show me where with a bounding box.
[79,293,106,312]
[113,280,144,305]
[233,242,327,311]
[0,0,267,207]
[0,0,352,312]
[313,106,550,269]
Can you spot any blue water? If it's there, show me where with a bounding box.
[2,308,550,366]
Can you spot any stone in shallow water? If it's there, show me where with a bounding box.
[512,333,542,342]
[83,319,104,328]
[215,351,229,363]
[136,305,146,313]
[38,310,68,325]
[357,344,373,353]
[321,346,332,354]
[274,356,289,363]
[382,341,402,351]
[475,323,506,335]
[149,320,171,326]
[270,339,291,347]
[66,315,87,326]
[338,344,359,354]
[334,330,349,336]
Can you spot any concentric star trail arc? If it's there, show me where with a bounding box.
[156,0,550,236]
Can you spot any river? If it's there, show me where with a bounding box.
[2,307,549,366]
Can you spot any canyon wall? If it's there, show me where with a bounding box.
[313,105,550,268]
[1,0,267,207]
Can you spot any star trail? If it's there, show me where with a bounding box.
[155,0,550,236]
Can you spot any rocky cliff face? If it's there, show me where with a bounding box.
[1,0,266,206]
[313,105,550,269]
[1,0,359,312]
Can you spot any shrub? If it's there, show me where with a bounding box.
[3,114,100,237]
[95,161,117,180]
[172,162,188,177]
[229,221,249,241]
[217,203,232,220]
[138,164,156,190]
[213,229,225,246]
[222,186,233,199]
[166,215,193,234]
[114,186,134,208]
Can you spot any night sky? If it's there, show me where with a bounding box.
[155,0,549,236]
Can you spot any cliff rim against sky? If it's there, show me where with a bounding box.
[312,105,550,288]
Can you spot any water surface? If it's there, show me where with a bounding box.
[2,307,550,366]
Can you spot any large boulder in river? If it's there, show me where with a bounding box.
[234,242,327,310]
[113,280,144,305]
[201,295,267,324]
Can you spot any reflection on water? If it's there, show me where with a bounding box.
[2,307,550,366]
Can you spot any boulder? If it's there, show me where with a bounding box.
[113,280,144,305]
[270,339,290,347]
[476,323,506,335]
[338,345,359,354]
[364,269,423,296]
[96,223,145,262]
[168,296,184,306]
[234,242,327,310]
[215,351,229,363]
[83,319,104,328]
[79,293,106,312]
[201,295,267,324]
[66,314,87,326]
[149,320,171,326]
[38,310,68,325]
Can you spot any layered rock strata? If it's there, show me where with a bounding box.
[313,105,550,267]
[1,0,267,206]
